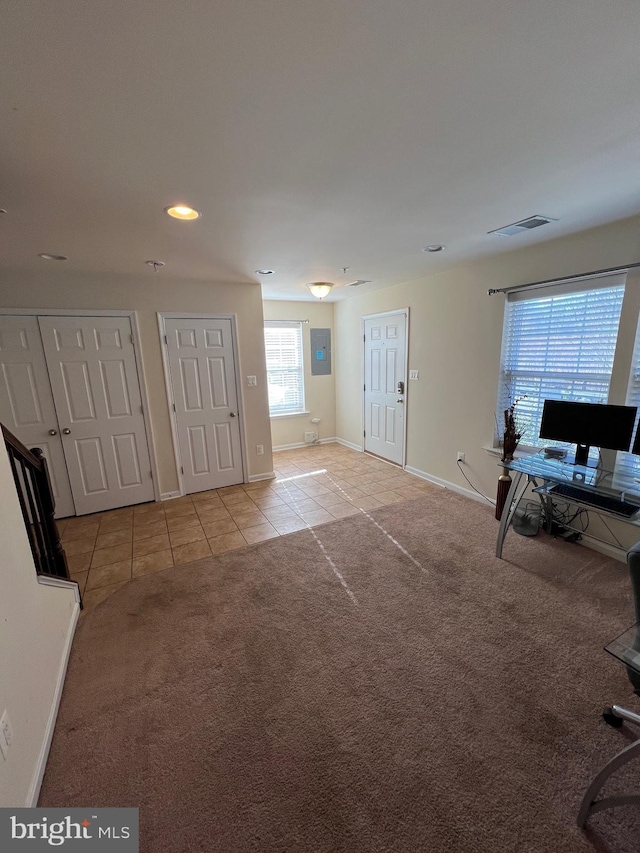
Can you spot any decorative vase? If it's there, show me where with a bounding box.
[495,468,512,520]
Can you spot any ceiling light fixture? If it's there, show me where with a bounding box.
[255,269,274,275]
[307,282,334,300]
[38,253,67,261]
[423,244,445,253]
[165,205,201,220]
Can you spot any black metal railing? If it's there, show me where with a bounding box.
[2,424,69,579]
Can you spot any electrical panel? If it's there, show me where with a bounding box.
[310,328,331,375]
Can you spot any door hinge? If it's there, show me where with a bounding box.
[181,466,184,474]
[363,334,366,342]
[140,405,143,414]
[363,384,366,392]
[363,430,366,437]
[130,334,135,344]
[172,403,176,412]
[164,335,168,345]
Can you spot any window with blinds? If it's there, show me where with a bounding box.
[497,278,625,449]
[264,321,305,416]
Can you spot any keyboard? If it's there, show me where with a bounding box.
[549,483,640,518]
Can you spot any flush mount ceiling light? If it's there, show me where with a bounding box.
[38,253,67,261]
[255,269,275,275]
[164,204,201,220]
[307,282,334,299]
[422,244,445,253]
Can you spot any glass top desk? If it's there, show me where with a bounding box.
[495,451,640,558]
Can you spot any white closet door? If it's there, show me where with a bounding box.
[364,312,407,466]
[165,317,243,492]
[0,316,75,518]
[39,316,154,515]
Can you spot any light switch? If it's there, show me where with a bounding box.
[247,375,257,386]
[409,370,419,380]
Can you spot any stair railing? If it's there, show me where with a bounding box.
[2,424,69,579]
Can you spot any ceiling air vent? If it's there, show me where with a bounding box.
[346,279,371,287]
[489,215,556,237]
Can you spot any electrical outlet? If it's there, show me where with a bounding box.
[457,452,465,463]
[0,710,13,760]
[247,375,257,386]
[409,369,419,380]
[256,444,264,455]
[310,417,321,424]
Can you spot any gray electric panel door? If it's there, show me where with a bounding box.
[310,328,331,375]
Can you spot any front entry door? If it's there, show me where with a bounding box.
[164,317,243,493]
[0,315,75,518]
[39,316,155,515]
[363,311,407,466]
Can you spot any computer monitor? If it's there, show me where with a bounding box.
[539,400,637,466]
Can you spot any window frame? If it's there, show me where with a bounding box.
[495,276,627,455]
[264,320,306,418]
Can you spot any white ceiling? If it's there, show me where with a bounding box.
[2,0,640,301]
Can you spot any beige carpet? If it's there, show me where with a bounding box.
[40,489,640,852]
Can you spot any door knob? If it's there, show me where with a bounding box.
[62,428,71,435]
[48,429,58,436]
[396,399,404,403]
[229,412,236,418]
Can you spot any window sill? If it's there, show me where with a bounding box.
[269,410,311,420]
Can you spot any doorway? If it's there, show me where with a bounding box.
[160,315,245,494]
[0,312,156,516]
[362,309,408,466]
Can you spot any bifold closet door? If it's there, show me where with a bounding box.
[38,316,155,515]
[0,315,75,518]
[165,317,243,493]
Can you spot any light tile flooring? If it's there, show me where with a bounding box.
[58,443,434,612]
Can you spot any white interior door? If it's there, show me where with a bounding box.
[164,317,243,493]
[0,316,75,518]
[39,316,155,515]
[363,311,407,465]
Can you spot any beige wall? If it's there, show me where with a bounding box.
[263,301,336,448]
[335,214,640,507]
[0,270,274,495]
[0,443,78,806]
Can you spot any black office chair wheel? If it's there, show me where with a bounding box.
[602,707,624,728]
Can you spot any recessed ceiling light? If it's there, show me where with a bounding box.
[423,245,445,253]
[165,205,201,220]
[255,269,275,275]
[38,253,67,261]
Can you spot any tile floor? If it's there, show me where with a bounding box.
[57,443,434,612]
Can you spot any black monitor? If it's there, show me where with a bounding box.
[539,400,637,466]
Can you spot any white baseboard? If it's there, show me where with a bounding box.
[26,600,81,807]
[335,437,363,452]
[404,464,494,507]
[248,472,276,482]
[160,490,182,501]
[273,437,338,452]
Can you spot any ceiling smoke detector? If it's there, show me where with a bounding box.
[489,215,557,237]
[146,260,165,271]
[346,279,371,287]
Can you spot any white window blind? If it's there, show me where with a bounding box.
[620,317,640,472]
[264,321,305,416]
[497,278,625,449]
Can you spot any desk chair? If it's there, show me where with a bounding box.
[577,543,640,827]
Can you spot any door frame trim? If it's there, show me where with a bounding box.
[0,308,162,503]
[361,307,410,469]
[157,312,248,496]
